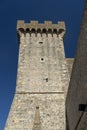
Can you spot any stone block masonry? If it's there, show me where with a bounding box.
[4,21,73,130]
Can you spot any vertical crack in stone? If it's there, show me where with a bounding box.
[33,106,42,130]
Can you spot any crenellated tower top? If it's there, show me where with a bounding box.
[17,20,66,38]
[5,19,70,130]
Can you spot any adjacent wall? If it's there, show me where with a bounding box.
[66,0,87,130]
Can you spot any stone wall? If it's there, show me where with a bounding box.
[5,21,73,130]
[66,1,87,130]
[66,58,74,76]
[5,94,66,130]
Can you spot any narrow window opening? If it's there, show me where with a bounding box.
[39,42,43,44]
[79,104,86,111]
[36,106,39,109]
[45,78,48,82]
[43,78,48,82]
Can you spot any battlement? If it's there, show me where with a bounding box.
[17,20,66,37]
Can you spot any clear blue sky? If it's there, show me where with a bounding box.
[0,0,85,129]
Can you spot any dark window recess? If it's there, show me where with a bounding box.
[45,78,48,82]
[53,29,57,34]
[42,29,47,33]
[31,28,36,33]
[39,42,43,44]
[36,106,39,109]
[43,78,48,82]
[37,29,41,33]
[58,29,65,34]
[79,104,86,111]
[41,58,44,61]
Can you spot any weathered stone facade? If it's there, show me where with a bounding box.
[4,21,73,130]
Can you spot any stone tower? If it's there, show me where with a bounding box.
[5,21,73,130]
[66,0,87,130]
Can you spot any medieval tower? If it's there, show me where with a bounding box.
[4,21,73,130]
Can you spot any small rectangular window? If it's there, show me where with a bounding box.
[39,42,43,44]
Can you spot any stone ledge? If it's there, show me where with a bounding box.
[16,92,64,94]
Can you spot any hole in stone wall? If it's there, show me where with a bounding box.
[41,58,44,61]
[53,29,57,34]
[37,28,41,33]
[58,29,65,34]
[39,42,43,44]
[48,29,52,34]
[31,28,36,33]
[45,78,48,82]
[26,28,30,32]
[42,28,47,33]
[43,78,48,82]
[19,28,25,33]
[36,106,39,109]
[79,104,86,111]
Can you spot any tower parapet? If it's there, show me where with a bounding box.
[17,20,66,38]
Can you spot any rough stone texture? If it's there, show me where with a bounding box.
[16,33,69,94]
[66,58,74,76]
[5,94,65,130]
[66,0,87,130]
[33,105,42,130]
[5,21,73,130]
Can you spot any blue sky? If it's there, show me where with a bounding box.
[0,0,85,129]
